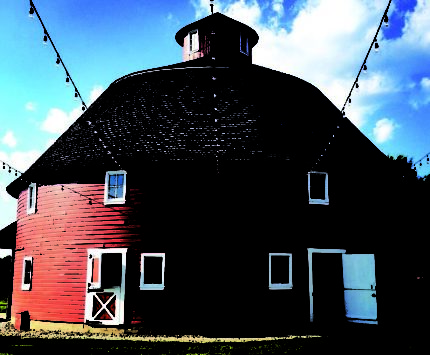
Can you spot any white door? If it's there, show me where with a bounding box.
[342,254,377,324]
[85,248,127,325]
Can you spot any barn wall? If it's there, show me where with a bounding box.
[12,183,142,324]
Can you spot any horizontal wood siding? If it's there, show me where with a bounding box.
[12,184,142,324]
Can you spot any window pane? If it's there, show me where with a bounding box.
[310,173,326,200]
[109,174,117,186]
[117,174,124,186]
[144,257,163,284]
[101,253,122,288]
[271,255,289,284]
[28,186,33,207]
[108,187,117,199]
[116,185,124,199]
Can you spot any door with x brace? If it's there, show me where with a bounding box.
[85,248,127,325]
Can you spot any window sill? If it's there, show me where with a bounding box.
[21,285,31,291]
[104,199,126,206]
[309,199,329,205]
[269,285,292,290]
[140,285,165,291]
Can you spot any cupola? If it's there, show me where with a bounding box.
[175,12,259,65]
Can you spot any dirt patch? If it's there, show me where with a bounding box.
[1,321,320,342]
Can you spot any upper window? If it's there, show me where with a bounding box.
[27,183,37,215]
[140,253,165,290]
[189,30,199,53]
[240,33,249,55]
[104,171,126,205]
[22,256,33,291]
[308,172,329,205]
[269,253,292,290]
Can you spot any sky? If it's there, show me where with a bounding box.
[0,0,430,244]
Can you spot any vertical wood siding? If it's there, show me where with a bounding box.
[12,184,142,324]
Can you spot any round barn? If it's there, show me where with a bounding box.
[6,12,392,335]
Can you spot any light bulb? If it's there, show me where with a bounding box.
[374,42,379,52]
[363,64,367,74]
[29,7,35,18]
[384,15,389,28]
[56,57,61,66]
[65,76,70,86]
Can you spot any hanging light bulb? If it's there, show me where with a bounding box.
[29,6,35,18]
[384,14,389,28]
[363,63,367,74]
[82,105,86,111]
[65,76,70,86]
[374,41,379,52]
[355,82,359,91]
[74,90,79,101]
[2,163,5,169]
[56,57,61,66]
[43,30,48,45]
[348,97,352,106]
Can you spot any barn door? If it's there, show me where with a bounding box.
[85,248,127,325]
[342,254,377,324]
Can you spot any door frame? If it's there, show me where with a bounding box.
[85,248,127,325]
[307,248,346,322]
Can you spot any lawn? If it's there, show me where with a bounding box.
[0,299,7,313]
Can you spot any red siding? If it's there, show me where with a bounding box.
[12,184,141,324]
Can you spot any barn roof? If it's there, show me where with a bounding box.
[6,59,386,199]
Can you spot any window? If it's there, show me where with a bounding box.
[269,253,292,290]
[240,33,249,55]
[104,171,126,205]
[140,253,165,290]
[22,256,33,291]
[308,172,329,205]
[189,30,199,53]
[88,250,123,290]
[27,183,37,214]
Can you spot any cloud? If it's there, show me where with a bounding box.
[1,131,17,148]
[0,150,41,172]
[41,107,81,135]
[373,118,398,143]
[25,102,36,111]
[89,85,104,105]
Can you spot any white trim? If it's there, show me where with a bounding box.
[21,256,33,291]
[307,248,346,322]
[269,253,292,290]
[308,171,329,205]
[239,33,249,55]
[140,253,165,290]
[104,170,127,205]
[189,30,199,53]
[85,248,127,325]
[27,183,37,214]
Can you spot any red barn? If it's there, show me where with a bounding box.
[3,12,417,336]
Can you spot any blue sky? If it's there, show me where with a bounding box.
[1,0,430,240]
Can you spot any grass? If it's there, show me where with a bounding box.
[0,299,8,313]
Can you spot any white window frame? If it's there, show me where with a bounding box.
[22,256,33,291]
[27,183,37,215]
[140,253,165,290]
[308,171,329,205]
[189,30,199,53]
[104,170,127,205]
[269,253,292,290]
[240,32,249,55]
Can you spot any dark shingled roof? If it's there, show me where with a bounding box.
[6,57,377,198]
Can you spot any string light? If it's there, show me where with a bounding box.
[384,14,389,28]
[29,6,34,18]
[363,63,367,74]
[28,0,87,111]
[374,41,379,52]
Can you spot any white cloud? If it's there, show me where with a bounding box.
[41,107,80,135]
[25,102,36,111]
[373,118,398,143]
[0,150,41,172]
[1,131,17,148]
[421,77,430,90]
[89,85,104,105]
[400,0,430,48]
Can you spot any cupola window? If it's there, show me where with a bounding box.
[189,30,199,53]
[104,170,127,205]
[308,172,329,205]
[240,33,249,55]
[27,183,37,215]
